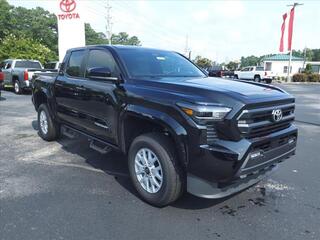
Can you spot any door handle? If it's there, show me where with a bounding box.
[75,86,86,91]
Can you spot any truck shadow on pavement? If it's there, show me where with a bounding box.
[31,120,232,210]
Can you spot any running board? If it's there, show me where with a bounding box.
[60,124,118,154]
[61,126,77,139]
[89,139,111,154]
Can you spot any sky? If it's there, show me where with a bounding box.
[7,0,320,63]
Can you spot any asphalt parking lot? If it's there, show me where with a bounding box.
[0,83,320,240]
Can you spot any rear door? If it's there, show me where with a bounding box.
[54,49,88,131]
[246,67,255,79]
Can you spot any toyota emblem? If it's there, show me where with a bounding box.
[272,109,283,122]
[60,0,77,13]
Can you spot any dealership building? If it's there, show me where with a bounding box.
[262,54,320,77]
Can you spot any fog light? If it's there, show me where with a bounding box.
[250,151,263,159]
[288,137,296,145]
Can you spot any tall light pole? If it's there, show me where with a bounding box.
[105,0,113,45]
[286,2,303,82]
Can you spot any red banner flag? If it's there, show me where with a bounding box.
[279,13,287,52]
[288,7,295,51]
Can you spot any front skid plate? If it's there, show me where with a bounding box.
[187,167,276,199]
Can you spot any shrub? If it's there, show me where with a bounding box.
[308,73,320,82]
[292,73,320,82]
[292,73,307,82]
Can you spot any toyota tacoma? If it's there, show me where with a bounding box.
[32,46,297,206]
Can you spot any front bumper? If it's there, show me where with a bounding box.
[187,125,297,198]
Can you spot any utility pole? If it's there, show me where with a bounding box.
[105,0,113,45]
[286,2,303,82]
[184,35,191,59]
[302,46,307,70]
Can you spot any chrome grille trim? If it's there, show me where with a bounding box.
[206,124,218,144]
[237,102,295,138]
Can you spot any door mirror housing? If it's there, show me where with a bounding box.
[87,67,118,82]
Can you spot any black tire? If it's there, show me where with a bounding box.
[254,75,261,82]
[266,79,272,84]
[128,133,185,207]
[234,75,238,79]
[37,104,60,141]
[14,80,22,94]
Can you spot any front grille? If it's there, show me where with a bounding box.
[237,102,295,138]
[206,123,218,145]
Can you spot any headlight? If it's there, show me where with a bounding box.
[177,102,232,122]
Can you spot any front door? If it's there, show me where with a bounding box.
[77,48,123,145]
[2,61,13,85]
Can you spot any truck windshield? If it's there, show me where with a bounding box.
[15,61,42,69]
[117,48,206,79]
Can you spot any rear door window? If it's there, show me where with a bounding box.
[66,50,86,77]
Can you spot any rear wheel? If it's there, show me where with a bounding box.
[14,80,22,94]
[234,75,239,79]
[128,133,184,207]
[266,79,272,84]
[38,104,60,141]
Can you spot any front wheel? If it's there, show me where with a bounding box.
[254,75,261,82]
[37,104,60,141]
[128,133,185,207]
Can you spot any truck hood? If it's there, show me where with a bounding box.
[179,77,286,99]
[130,76,292,107]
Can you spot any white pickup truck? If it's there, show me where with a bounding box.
[234,66,274,84]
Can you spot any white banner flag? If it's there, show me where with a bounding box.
[56,0,85,62]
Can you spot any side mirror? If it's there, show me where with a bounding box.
[87,67,118,82]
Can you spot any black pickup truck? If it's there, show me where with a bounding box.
[32,45,297,206]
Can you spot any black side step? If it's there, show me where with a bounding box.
[61,126,77,139]
[60,124,118,154]
[89,139,111,154]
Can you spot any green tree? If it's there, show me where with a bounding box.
[240,55,260,67]
[193,56,212,69]
[304,63,313,74]
[0,0,13,40]
[0,35,56,63]
[85,23,107,45]
[226,61,239,70]
[9,6,58,54]
[111,32,141,46]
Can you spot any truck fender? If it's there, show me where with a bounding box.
[33,86,55,115]
[119,104,189,167]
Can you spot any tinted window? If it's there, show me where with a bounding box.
[117,48,205,79]
[86,50,119,77]
[6,62,12,69]
[256,67,264,71]
[44,62,57,69]
[208,66,222,71]
[66,50,85,77]
[15,61,42,69]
